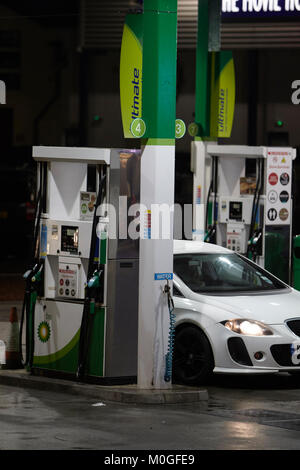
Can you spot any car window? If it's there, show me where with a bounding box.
[174,253,287,294]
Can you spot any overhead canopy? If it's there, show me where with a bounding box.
[32,146,111,165]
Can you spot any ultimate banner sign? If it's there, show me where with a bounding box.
[210,51,236,139]
[120,14,143,138]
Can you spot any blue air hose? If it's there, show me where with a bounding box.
[164,281,175,382]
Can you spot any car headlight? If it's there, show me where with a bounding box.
[222,319,273,336]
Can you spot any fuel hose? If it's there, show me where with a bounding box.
[19,162,45,368]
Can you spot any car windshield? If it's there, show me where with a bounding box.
[174,253,287,294]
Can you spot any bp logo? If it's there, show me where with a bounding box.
[38,321,51,343]
[81,203,87,214]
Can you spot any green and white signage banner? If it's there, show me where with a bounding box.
[210,51,236,139]
[120,14,143,138]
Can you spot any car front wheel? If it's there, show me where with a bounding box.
[172,325,214,386]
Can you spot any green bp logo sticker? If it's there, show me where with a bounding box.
[38,321,51,343]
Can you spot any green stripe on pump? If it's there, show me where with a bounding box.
[141,138,175,146]
[100,233,107,265]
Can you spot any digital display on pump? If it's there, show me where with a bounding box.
[61,226,79,254]
[229,201,243,221]
[222,0,300,18]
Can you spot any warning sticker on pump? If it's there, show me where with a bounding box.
[268,190,278,204]
[279,208,289,221]
[267,208,277,222]
[268,173,278,186]
[265,148,292,226]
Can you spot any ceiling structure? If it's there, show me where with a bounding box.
[0,1,299,48]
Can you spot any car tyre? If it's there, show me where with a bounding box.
[172,325,214,386]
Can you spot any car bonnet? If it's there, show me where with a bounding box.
[190,288,300,325]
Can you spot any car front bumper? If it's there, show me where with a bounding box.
[206,322,300,374]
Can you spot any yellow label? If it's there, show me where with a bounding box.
[120,23,143,138]
[210,53,235,139]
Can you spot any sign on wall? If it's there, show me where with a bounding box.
[222,0,300,18]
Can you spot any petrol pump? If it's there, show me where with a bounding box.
[20,146,142,384]
[19,0,178,390]
[188,1,297,285]
[191,142,296,285]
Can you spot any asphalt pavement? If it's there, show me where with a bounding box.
[2,274,300,451]
[1,373,300,450]
[0,296,208,405]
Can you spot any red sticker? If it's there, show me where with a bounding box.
[268,173,278,186]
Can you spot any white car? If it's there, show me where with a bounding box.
[172,240,300,385]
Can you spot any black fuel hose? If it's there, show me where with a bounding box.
[247,159,263,257]
[19,265,40,368]
[205,179,213,234]
[19,285,27,367]
[19,162,45,368]
[206,156,218,245]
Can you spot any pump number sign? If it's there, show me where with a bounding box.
[265,148,293,226]
[175,119,186,139]
[130,118,146,138]
[188,122,199,137]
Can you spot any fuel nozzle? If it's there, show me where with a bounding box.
[23,263,44,290]
[247,228,263,260]
[31,264,43,283]
[163,279,171,295]
[204,225,216,244]
[86,267,104,308]
[88,269,101,289]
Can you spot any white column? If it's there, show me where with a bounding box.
[191,140,209,241]
[138,143,175,389]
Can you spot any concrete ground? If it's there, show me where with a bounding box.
[2,286,300,450]
[1,373,300,450]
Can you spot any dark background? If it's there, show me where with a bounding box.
[0,0,299,279]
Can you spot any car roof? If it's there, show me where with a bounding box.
[173,239,232,255]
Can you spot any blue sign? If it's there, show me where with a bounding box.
[154,273,173,281]
[222,0,300,18]
[40,224,47,259]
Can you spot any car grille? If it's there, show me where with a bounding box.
[270,344,297,367]
[286,319,300,337]
[227,337,253,366]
